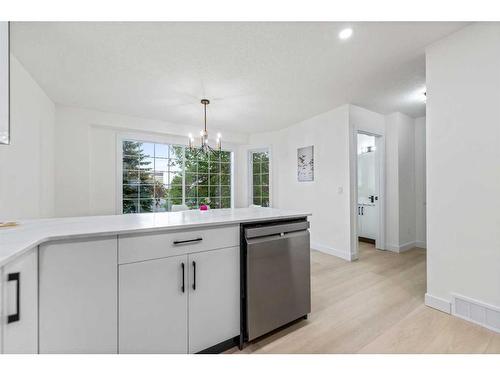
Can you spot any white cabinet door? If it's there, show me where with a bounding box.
[119,254,188,353]
[357,205,364,237]
[1,250,38,354]
[188,246,240,353]
[39,237,118,353]
[362,205,377,240]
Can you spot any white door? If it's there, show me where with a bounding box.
[362,205,378,240]
[39,237,118,353]
[119,254,188,353]
[357,204,364,237]
[188,247,240,353]
[1,250,38,354]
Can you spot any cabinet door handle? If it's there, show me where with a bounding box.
[192,261,196,291]
[7,272,20,324]
[173,238,203,245]
[361,206,364,215]
[181,262,185,293]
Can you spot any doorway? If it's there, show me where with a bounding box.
[355,132,385,256]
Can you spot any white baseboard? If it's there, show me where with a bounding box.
[415,241,427,249]
[311,242,352,261]
[385,241,416,253]
[452,294,500,333]
[398,241,416,252]
[425,293,451,314]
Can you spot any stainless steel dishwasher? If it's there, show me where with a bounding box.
[240,218,311,346]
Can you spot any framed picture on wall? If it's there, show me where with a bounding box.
[297,145,314,182]
[0,21,9,145]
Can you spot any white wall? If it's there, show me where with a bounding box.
[54,105,248,217]
[383,112,418,251]
[0,55,55,221]
[414,116,426,248]
[397,113,416,247]
[426,23,500,308]
[249,105,353,260]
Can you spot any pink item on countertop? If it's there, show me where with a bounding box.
[199,204,208,211]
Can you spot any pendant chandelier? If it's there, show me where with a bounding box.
[188,99,221,153]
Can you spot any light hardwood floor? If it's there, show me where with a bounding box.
[228,242,500,354]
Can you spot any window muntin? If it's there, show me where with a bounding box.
[251,151,270,207]
[122,140,232,213]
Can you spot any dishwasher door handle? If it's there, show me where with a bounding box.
[245,221,309,239]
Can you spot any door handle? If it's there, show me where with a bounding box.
[181,262,185,293]
[361,206,364,215]
[173,237,203,245]
[7,272,20,324]
[192,261,196,291]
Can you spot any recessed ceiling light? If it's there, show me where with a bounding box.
[338,28,353,40]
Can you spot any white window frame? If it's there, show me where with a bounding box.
[116,132,235,214]
[247,147,272,207]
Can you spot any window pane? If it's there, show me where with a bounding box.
[139,157,154,170]
[198,161,209,174]
[123,199,139,213]
[186,197,197,209]
[185,149,197,162]
[221,174,230,185]
[253,197,262,206]
[123,155,139,170]
[261,152,269,163]
[171,197,182,205]
[221,163,231,175]
[198,173,209,185]
[198,186,208,197]
[221,197,231,208]
[185,172,197,186]
[209,162,220,173]
[123,170,139,184]
[220,151,231,163]
[252,153,261,163]
[253,174,261,186]
[154,198,169,212]
[210,197,221,209]
[154,158,169,171]
[261,173,269,186]
[139,199,154,213]
[221,185,231,197]
[139,170,155,184]
[262,197,270,207]
[141,143,155,157]
[253,186,262,197]
[209,185,220,197]
[139,184,154,198]
[253,162,261,174]
[209,151,221,162]
[170,172,183,186]
[185,185,197,198]
[171,146,184,160]
[123,185,138,198]
[155,143,169,158]
[168,185,183,200]
[261,161,269,173]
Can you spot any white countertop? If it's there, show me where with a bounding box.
[0,208,311,267]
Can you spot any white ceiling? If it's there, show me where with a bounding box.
[11,22,466,134]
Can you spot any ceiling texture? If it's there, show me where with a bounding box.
[11,22,466,134]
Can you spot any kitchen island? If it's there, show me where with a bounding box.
[0,208,310,354]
